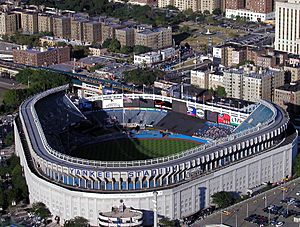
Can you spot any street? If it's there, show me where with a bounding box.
[193,178,300,227]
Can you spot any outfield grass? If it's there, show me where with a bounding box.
[71,138,200,161]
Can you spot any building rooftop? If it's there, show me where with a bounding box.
[277,82,300,92]
[100,207,143,219]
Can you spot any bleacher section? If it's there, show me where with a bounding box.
[35,92,86,152]
[155,112,206,136]
[86,109,167,126]
[234,104,274,133]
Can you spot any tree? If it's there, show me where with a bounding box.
[108,39,121,52]
[102,38,112,49]
[4,131,14,147]
[64,216,89,227]
[179,25,190,33]
[31,202,52,220]
[133,45,152,54]
[203,10,210,15]
[124,68,162,86]
[120,45,133,54]
[212,8,222,15]
[215,86,226,97]
[293,152,300,177]
[211,191,236,209]
[159,218,179,226]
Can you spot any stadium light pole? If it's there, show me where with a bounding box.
[153,191,158,227]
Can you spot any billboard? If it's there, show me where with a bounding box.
[196,108,205,119]
[187,106,196,116]
[102,98,123,109]
[139,98,154,108]
[218,113,231,125]
[230,116,243,126]
[154,100,172,110]
[172,100,187,114]
[205,110,218,123]
[123,96,140,107]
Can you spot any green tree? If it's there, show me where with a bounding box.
[159,218,179,226]
[211,191,236,209]
[293,152,300,177]
[133,45,152,54]
[3,131,14,147]
[108,39,121,52]
[31,202,52,220]
[120,45,133,54]
[179,25,190,33]
[64,216,89,227]
[212,8,222,15]
[124,68,162,86]
[71,46,89,59]
[215,86,226,97]
[102,38,112,49]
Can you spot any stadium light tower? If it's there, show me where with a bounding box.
[153,191,158,227]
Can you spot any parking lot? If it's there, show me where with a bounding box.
[193,178,300,227]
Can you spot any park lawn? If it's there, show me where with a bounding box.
[71,139,200,161]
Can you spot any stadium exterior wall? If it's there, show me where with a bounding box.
[14,121,298,226]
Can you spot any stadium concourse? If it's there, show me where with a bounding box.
[14,85,298,226]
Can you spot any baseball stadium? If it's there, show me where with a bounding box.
[14,84,298,226]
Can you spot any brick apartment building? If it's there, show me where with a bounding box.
[13,46,71,66]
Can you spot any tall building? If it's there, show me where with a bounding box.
[274,82,300,112]
[274,0,300,55]
[83,21,102,44]
[71,17,89,42]
[158,0,174,8]
[101,22,125,43]
[38,14,53,33]
[225,0,245,9]
[134,27,172,50]
[21,11,38,34]
[174,0,198,12]
[198,0,221,13]
[53,16,71,39]
[115,27,135,47]
[246,0,273,13]
[13,46,71,66]
[223,67,285,102]
[0,12,17,35]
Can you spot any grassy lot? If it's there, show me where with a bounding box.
[176,21,247,51]
[71,138,200,161]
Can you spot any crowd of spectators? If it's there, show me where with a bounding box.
[194,123,234,140]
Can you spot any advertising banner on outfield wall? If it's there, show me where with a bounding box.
[154,100,172,110]
[102,98,124,109]
[187,106,196,116]
[218,113,231,125]
[196,108,204,119]
[230,116,243,126]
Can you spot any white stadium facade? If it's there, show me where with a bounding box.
[14,84,298,226]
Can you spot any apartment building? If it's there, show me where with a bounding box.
[284,65,300,82]
[101,22,125,43]
[158,0,174,8]
[213,45,246,67]
[13,46,70,66]
[198,0,221,13]
[274,82,300,112]
[246,0,273,13]
[134,27,172,50]
[191,68,224,90]
[53,16,71,39]
[174,0,198,12]
[71,17,90,42]
[115,27,135,47]
[225,0,244,10]
[83,21,102,43]
[275,0,300,55]
[21,11,38,34]
[38,13,53,33]
[223,67,285,102]
[0,12,17,35]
